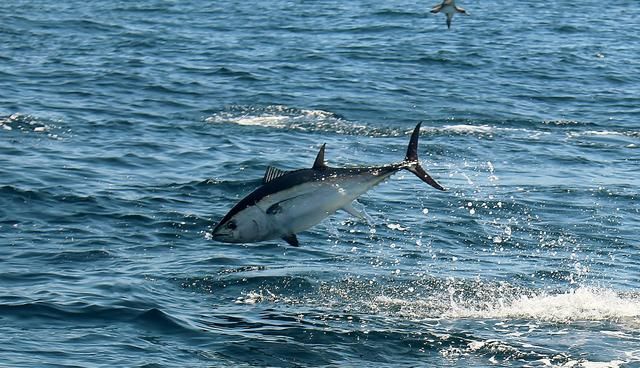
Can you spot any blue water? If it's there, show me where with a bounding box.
[1,0,639,366]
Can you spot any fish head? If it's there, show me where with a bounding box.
[211,206,272,243]
[211,217,243,243]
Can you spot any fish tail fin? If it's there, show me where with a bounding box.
[404,122,446,191]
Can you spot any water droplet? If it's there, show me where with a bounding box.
[487,161,494,173]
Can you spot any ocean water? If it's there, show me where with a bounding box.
[1,0,639,366]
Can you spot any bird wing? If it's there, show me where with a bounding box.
[455,6,467,14]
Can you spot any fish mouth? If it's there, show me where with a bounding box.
[210,228,226,240]
[210,228,236,243]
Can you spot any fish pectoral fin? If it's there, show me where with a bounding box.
[265,194,306,215]
[282,234,299,247]
[341,202,373,225]
[430,5,442,13]
[455,6,467,14]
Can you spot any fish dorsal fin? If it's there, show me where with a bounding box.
[312,143,327,169]
[263,166,289,184]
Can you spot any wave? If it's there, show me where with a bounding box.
[0,113,62,138]
[0,184,105,210]
[440,124,494,135]
[0,301,130,323]
[181,272,316,297]
[229,270,640,326]
[567,130,640,139]
[205,105,352,129]
[212,67,263,81]
[205,105,632,141]
[135,307,200,334]
[542,119,586,126]
[0,184,192,237]
[0,301,198,334]
[198,309,628,367]
[372,9,422,18]
[375,287,640,325]
[205,105,504,137]
[206,271,639,366]
[12,249,113,264]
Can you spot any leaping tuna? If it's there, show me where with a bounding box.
[211,123,445,247]
[431,0,468,29]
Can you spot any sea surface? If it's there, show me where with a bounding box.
[1,1,639,367]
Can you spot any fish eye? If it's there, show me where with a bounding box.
[226,221,237,230]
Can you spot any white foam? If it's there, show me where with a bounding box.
[567,130,634,139]
[205,106,342,129]
[235,289,275,304]
[299,109,338,119]
[234,115,289,127]
[472,287,640,323]
[560,359,626,368]
[207,107,547,139]
[584,130,625,137]
[375,287,640,324]
[462,287,640,324]
[386,223,408,231]
[441,124,493,134]
[543,120,581,126]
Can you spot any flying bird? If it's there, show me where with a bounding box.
[431,0,468,29]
